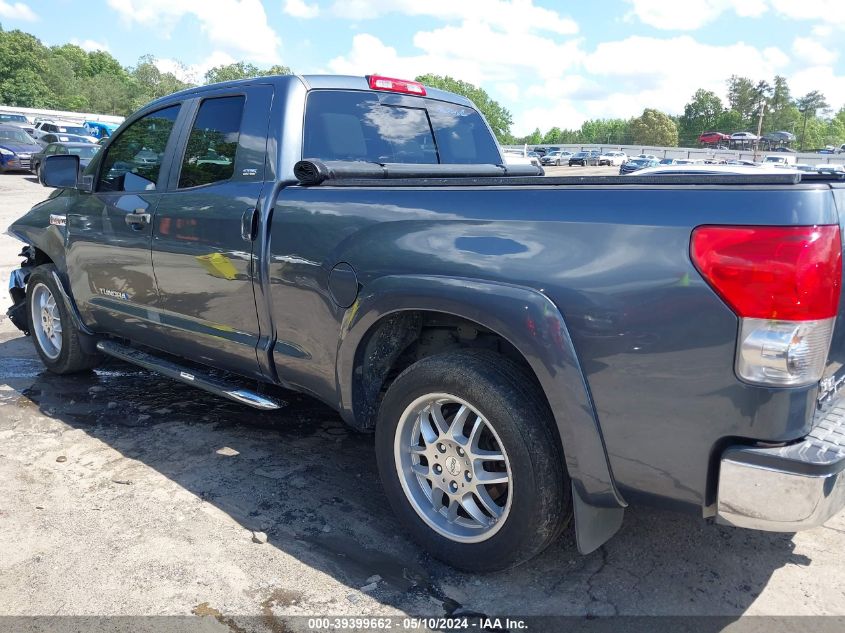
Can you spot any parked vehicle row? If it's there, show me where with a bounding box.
[0,122,101,180]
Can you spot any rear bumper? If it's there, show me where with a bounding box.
[716,405,845,531]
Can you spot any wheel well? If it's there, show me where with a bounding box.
[351,310,542,430]
[31,247,53,266]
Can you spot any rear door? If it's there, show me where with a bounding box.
[66,104,183,345]
[150,86,273,379]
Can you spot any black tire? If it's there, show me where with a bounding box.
[26,264,100,374]
[376,349,570,572]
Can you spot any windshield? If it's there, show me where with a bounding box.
[304,90,502,165]
[67,145,100,158]
[0,128,36,143]
[629,159,650,166]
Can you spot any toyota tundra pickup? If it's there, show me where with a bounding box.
[6,74,845,571]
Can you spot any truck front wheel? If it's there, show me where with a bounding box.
[375,350,570,571]
[26,265,100,374]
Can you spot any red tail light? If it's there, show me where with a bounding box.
[367,75,426,96]
[691,225,842,321]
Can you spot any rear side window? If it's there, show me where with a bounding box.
[178,96,245,188]
[304,90,501,165]
[98,105,180,192]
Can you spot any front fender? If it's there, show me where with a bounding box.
[336,274,625,509]
[6,189,71,273]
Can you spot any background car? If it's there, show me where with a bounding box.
[599,151,627,166]
[541,150,572,166]
[502,149,539,168]
[33,120,98,143]
[816,164,845,174]
[698,131,729,145]
[84,120,119,140]
[37,132,96,147]
[0,112,30,126]
[634,164,794,176]
[0,124,41,173]
[674,158,702,165]
[658,158,677,165]
[569,150,600,166]
[31,141,100,183]
[619,157,660,174]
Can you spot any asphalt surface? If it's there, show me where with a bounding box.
[2,171,845,631]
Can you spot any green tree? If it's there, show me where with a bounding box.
[796,90,830,150]
[766,75,794,132]
[542,127,562,144]
[84,73,135,115]
[204,61,291,84]
[727,75,765,127]
[526,127,542,145]
[579,118,630,144]
[87,49,125,77]
[51,43,91,78]
[0,28,50,106]
[630,108,678,146]
[130,55,192,104]
[415,74,513,142]
[679,89,723,145]
[43,55,86,110]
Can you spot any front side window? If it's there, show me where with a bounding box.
[97,105,180,193]
[178,96,244,188]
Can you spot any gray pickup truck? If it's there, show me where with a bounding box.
[7,74,845,572]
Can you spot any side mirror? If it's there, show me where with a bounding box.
[42,154,80,188]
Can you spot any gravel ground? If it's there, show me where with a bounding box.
[1,172,845,631]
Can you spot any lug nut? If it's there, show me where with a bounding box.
[437,443,446,453]
[465,471,472,482]
[457,447,465,456]
[449,481,458,492]
[433,464,442,475]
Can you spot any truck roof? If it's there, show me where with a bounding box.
[145,74,475,111]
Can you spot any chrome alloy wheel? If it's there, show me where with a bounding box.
[394,393,512,543]
[30,282,62,360]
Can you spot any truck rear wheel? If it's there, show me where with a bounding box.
[26,265,100,374]
[375,350,570,571]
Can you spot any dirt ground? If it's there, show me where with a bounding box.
[2,171,845,631]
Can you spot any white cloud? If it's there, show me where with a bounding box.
[508,36,790,134]
[0,0,36,21]
[70,38,109,52]
[329,0,577,35]
[284,0,318,18]
[769,0,845,27]
[792,36,838,65]
[106,0,281,64]
[624,0,767,30]
[155,51,235,84]
[329,20,582,87]
[790,66,845,111]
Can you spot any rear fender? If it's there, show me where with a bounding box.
[336,274,626,510]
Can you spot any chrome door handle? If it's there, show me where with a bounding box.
[125,208,151,228]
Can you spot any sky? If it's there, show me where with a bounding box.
[2,0,845,134]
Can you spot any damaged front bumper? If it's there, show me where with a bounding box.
[6,246,33,335]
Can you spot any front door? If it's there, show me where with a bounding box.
[150,86,273,379]
[66,104,183,346]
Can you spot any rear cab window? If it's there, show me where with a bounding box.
[303,90,501,165]
[178,95,245,188]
